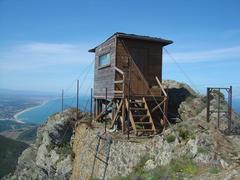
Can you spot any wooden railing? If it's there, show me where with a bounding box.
[114,67,125,97]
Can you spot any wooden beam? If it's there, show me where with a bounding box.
[110,100,123,128]
[114,90,123,94]
[151,98,167,113]
[114,66,124,75]
[125,99,137,135]
[114,80,124,84]
[122,98,126,133]
[155,76,167,97]
[94,101,113,122]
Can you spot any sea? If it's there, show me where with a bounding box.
[15,97,240,124]
[15,97,90,124]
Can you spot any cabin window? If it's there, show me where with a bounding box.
[99,53,110,67]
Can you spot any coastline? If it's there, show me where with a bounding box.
[14,100,49,122]
[12,96,81,123]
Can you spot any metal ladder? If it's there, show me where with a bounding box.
[90,132,112,180]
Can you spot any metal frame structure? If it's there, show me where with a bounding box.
[206,86,232,133]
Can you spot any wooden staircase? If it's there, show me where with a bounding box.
[126,97,156,135]
[100,65,168,136]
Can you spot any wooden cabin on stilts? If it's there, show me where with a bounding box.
[89,32,173,136]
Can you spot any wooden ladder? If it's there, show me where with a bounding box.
[125,98,156,135]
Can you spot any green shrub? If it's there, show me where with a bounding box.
[170,156,198,175]
[197,146,208,154]
[208,167,220,174]
[113,156,200,179]
[56,143,72,156]
[185,95,195,103]
[178,128,190,140]
[133,154,150,175]
[166,134,176,143]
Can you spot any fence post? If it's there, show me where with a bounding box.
[206,88,210,122]
[90,88,93,119]
[228,86,232,133]
[76,80,79,120]
[62,89,64,113]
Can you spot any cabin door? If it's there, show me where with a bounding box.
[130,48,148,95]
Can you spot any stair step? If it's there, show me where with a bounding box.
[114,80,124,84]
[129,101,144,104]
[114,90,123,93]
[135,122,152,125]
[130,107,146,111]
[132,114,149,118]
[136,129,154,132]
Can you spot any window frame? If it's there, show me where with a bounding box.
[98,52,111,69]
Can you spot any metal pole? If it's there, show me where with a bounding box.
[228,86,232,133]
[62,89,64,113]
[206,88,210,122]
[217,88,220,128]
[105,88,107,133]
[90,88,93,119]
[76,80,79,120]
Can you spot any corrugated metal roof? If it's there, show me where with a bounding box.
[88,32,173,52]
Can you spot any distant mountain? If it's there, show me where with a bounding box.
[0,88,57,97]
[0,135,29,178]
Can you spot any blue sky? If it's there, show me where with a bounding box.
[0,0,240,98]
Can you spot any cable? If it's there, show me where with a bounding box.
[163,47,200,94]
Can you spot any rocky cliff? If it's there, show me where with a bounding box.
[4,80,240,180]
[3,109,77,179]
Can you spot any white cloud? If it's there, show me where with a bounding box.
[164,46,240,63]
[0,42,94,71]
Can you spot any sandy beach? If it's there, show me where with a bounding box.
[14,100,49,122]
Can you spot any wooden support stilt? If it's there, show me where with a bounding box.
[110,100,123,128]
[121,98,126,133]
[94,98,96,119]
[94,101,113,122]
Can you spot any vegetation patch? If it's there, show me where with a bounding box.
[197,146,208,154]
[17,126,38,143]
[0,135,29,178]
[185,95,196,104]
[208,166,220,174]
[170,156,199,175]
[114,156,200,180]
[133,154,151,175]
[176,123,195,140]
[56,143,73,161]
[166,134,176,143]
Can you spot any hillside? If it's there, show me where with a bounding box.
[4,81,240,179]
[0,135,29,178]
[16,126,38,143]
[0,120,38,144]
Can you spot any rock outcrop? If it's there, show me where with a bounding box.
[4,109,77,180]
